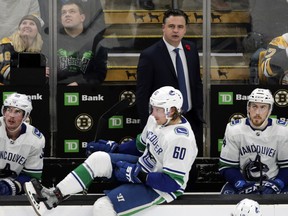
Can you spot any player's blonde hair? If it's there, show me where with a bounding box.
[171,107,181,121]
[9,31,43,53]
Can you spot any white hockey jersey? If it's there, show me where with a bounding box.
[219,118,288,182]
[0,117,45,179]
[138,115,198,202]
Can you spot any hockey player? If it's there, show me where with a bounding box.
[232,198,262,216]
[24,86,198,216]
[261,33,288,84]
[219,88,288,194]
[0,93,45,195]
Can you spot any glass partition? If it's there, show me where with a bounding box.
[31,0,288,157]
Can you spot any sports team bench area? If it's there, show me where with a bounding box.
[40,158,224,193]
[1,194,288,216]
[1,159,288,215]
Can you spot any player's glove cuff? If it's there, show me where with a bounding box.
[1,178,21,195]
[86,139,119,156]
[234,180,258,194]
[114,161,143,183]
[262,179,284,194]
[274,178,285,190]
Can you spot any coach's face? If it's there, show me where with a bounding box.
[162,15,187,47]
[248,102,270,127]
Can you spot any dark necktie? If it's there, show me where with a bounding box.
[174,48,188,112]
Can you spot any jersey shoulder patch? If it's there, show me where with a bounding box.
[276,119,288,126]
[33,128,43,139]
[174,126,189,136]
[229,118,242,126]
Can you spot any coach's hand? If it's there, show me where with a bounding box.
[261,179,284,194]
[86,139,119,156]
[234,180,258,194]
[114,161,142,183]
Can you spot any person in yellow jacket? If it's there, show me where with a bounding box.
[0,14,44,85]
[261,33,288,85]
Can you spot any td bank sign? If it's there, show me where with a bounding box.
[218,92,233,105]
[218,92,251,105]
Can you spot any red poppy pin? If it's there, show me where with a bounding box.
[185,44,191,51]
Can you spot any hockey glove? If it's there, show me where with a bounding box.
[0,178,21,195]
[261,179,284,194]
[114,161,142,183]
[86,139,119,156]
[234,180,258,194]
[0,163,17,178]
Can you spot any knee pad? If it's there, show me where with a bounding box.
[93,196,117,216]
[84,151,113,178]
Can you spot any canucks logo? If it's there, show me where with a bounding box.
[277,119,288,126]
[33,128,43,139]
[230,118,241,126]
[174,127,189,136]
[243,155,269,181]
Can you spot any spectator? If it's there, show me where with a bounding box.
[0,0,41,40]
[260,33,288,85]
[39,0,105,36]
[0,14,45,85]
[57,0,107,86]
[0,93,45,196]
[136,9,204,156]
[62,0,105,36]
[24,86,198,216]
[219,88,288,194]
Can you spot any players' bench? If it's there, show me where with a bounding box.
[41,157,224,193]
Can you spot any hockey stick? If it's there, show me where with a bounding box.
[255,154,264,193]
[94,98,131,141]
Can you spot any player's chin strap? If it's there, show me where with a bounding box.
[162,117,172,127]
[151,114,171,127]
[6,124,22,133]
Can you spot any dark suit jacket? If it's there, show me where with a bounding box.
[136,39,204,153]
